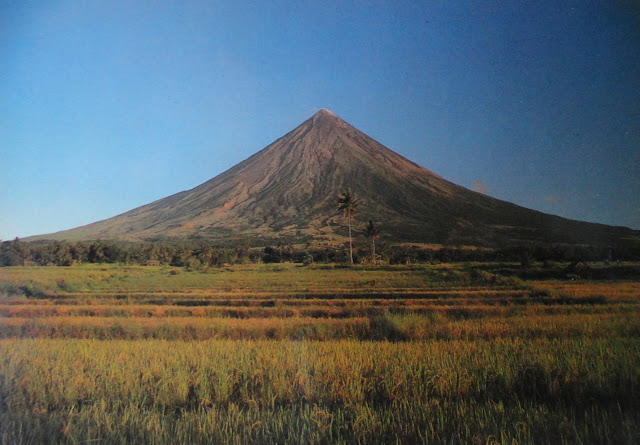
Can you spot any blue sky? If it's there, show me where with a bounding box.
[1,0,639,240]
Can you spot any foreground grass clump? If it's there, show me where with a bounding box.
[1,338,639,444]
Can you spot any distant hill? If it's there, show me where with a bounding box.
[29,109,640,248]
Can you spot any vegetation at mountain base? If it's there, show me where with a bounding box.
[3,237,640,270]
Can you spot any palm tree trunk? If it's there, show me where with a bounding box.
[372,237,376,265]
[348,210,353,264]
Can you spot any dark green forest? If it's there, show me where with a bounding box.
[1,237,638,269]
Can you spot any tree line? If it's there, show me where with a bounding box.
[0,237,636,268]
[0,239,254,268]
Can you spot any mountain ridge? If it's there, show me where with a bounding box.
[28,109,640,248]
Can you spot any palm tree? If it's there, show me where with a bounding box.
[363,219,379,264]
[338,190,359,264]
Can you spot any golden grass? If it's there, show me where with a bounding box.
[1,301,638,319]
[2,311,638,341]
[1,338,638,444]
[0,316,371,340]
[531,281,640,301]
[1,263,640,443]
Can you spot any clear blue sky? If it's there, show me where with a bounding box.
[1,0,639,240]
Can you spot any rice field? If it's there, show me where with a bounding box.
[0,263,639,444]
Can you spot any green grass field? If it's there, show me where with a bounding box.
[1,263,639,444]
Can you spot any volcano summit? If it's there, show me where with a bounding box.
[32,109,639,248]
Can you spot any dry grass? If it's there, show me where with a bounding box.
[531,280,640,302]
[1,263,639,443]
[1,338,638,444]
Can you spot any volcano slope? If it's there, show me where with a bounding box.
[31,109,639,248]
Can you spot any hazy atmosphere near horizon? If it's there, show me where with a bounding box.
[1,0,639,240]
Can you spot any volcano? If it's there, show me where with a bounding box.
[32,109,639,247]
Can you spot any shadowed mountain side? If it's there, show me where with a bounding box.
[29,109,640,248]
